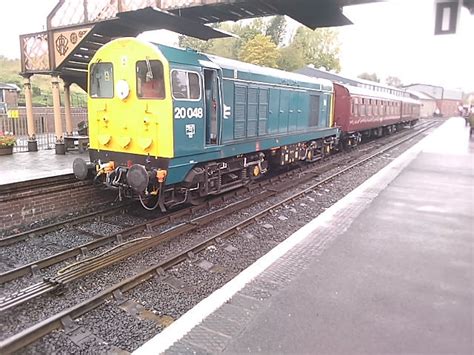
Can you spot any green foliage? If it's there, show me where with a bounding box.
[358,72,380,83]
[178,36,213,53]
[291,27,341,72]
[0,56,86,107]
[277,43,306,71]
[265,16,286,46]
[239,34,280,68]
[178,21,259,60]
[0,56,22,88]
[178,19,341,74]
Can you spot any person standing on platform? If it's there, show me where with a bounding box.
[468,107,474,138]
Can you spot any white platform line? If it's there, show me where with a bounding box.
[133,121,446,355]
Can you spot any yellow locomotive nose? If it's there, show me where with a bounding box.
[88,38,174,159]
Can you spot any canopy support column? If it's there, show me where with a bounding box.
[64,82,73,136]
[52,74,65,154]
[23,75,38,152]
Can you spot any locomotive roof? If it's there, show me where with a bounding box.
[208,55,333,90]
[337,82,420,104]
[154,42,333,91]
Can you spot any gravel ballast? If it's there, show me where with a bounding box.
[5,124,437,353]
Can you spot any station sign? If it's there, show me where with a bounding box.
[7,110,19,119]
[434,0,462,34]
[52,26,93,68]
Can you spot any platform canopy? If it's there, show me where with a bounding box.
[19,0,382,89]
[161,0,372,28]
[108,7,233,40]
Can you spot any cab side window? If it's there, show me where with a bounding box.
[136,60,165,99]
[172,70,201,100]
[90,63,114,98]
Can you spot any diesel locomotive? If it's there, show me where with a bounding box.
[73,37,419,210]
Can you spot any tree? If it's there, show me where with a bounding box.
[277,43,306,71]
[358,72,380,83]
[240,19,265,42]
[178,36,213,53]
[178,21,265,60]
[239,34,280,68]
[265,16,286,46]
[290,27,341,72]
[385,76,402,87]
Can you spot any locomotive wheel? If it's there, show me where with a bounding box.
[341,139,351,151]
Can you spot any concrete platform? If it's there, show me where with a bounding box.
[135,117,473,354]
[0,149,89,186]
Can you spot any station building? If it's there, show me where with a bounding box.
[406,90,437,118]
[0,82,20,113]
[404,83,463,117]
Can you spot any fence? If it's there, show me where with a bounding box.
[0,107,87,152]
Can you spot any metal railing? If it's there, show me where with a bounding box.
[0,108,87,152]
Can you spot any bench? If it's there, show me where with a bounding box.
[64,135,89,153]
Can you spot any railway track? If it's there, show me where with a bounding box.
[0,203,131,247]
[0,121,438,353]
[0,121,432,286]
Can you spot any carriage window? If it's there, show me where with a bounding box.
[136,60,165,99]
[90,63,114,98]
[172,70,201,100]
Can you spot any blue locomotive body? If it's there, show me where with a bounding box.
[158,44,339,185]
[76,38,339,210]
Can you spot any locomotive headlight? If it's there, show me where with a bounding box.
[116,80,130,100]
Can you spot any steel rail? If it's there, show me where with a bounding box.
[0,179,268,284]
[0,203,132,247]
[1,122,430,285]
[0,191,276,311]
[0,122,435,307]
[0,135,342,283]
[0,121,437,354]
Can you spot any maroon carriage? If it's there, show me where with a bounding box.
[334,83,420,147]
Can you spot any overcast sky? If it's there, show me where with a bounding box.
[0,0,472,91]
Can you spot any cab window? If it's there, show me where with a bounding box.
[172,70,201,100]
[136,60,165,99]
[90,63,113,98]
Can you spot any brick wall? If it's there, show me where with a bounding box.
[436,99,461,117]
[0,182,116,233]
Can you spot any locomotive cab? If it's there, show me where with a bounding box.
[74,38,175,209]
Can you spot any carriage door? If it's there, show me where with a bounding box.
[204,69,220,145]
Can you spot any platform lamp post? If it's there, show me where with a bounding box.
[22,75,38,152]
[63,81,73,137]
[51,74,65,154]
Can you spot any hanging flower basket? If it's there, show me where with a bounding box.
[0,132,16,155]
